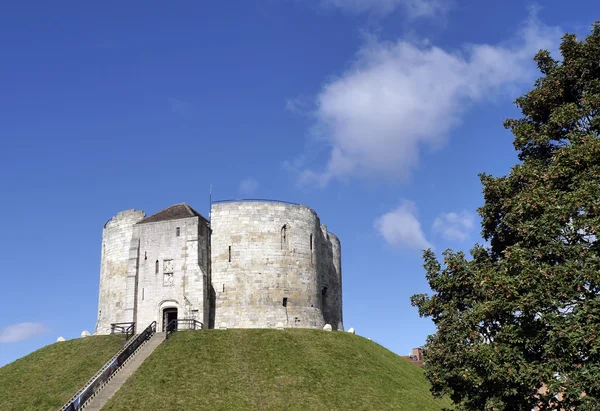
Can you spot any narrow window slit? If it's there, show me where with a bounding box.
[281,225,288,249]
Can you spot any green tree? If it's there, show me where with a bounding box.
[411,22,600,411]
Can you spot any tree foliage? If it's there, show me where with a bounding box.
[411,22,600,411]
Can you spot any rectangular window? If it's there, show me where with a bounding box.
[228,246,231,262]
[176,227,180,237]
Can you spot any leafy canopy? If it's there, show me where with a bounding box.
[411,22,600,411]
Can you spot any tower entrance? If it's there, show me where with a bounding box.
[162,307,178,332]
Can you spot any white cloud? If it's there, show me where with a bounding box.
[374,201,432,250]
[433,210,475,241]
[239,178,259,195]
[0,322,50,343]
[319,0,449,18]
[298,12,562,187]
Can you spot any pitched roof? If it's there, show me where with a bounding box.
[138,203,207,224]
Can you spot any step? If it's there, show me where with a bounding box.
[82,332,165,410]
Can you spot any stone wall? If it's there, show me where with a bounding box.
[95,201,342,334]
[318,228,343,330]
[210,201,343,330]
[94,209,145,335]
[132,216,210,331]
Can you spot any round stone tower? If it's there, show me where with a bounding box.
[322,230,343,331]
[210,200,343,330]
[94,209,145,335]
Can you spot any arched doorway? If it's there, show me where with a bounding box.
[162,307,178,332]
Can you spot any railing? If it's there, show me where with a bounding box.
[110,322,136,340]
[166,318,203,340]
[59,321,157,411]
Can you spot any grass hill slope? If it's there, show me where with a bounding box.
[0,335,124,411]
[104,329,450,411]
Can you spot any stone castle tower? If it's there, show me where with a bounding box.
[94,200,343,334]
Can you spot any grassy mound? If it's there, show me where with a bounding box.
[0,335,124,411]
[104,329,450,411]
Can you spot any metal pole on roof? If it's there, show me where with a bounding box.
[209,184,212,221]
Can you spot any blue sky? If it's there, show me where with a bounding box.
[0,0,597,366]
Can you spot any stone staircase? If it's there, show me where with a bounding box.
[82,332,165,410]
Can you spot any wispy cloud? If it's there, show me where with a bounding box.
[285,96,313,116]
[295,12,562,187]
[239,178,259,195]
[283,155,306,174]
[319,0,450,19]
[374,201,432,250]
[433,210,476,241]
[0,322,50,343]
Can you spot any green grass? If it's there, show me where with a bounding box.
[0,335,124,411]
[104,329,451,411]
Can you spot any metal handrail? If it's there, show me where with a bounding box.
[166,318,203,340]
[212,198,300,206]
[110,322,136,340]
[165,319,178,340]
[59,321,157,411]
